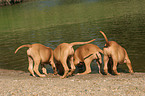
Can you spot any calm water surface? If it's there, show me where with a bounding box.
[0,0,145,73]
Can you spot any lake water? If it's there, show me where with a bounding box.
[0,0,145,73]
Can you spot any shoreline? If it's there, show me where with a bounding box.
[0,69,145,95]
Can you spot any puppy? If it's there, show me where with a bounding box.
[100,31,134,75]
[74,44,103,75]
[15,43,57,77]
[53,39,95,79]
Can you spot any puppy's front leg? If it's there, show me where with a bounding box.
[41,64,47,75]
[96,60,103,74]
[60,60,69,79]
[96,53,103,74]
[126,59,134,74]
[103,55,109,75]
[50,61,58,75]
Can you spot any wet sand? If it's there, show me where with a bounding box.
[0,69,145,96]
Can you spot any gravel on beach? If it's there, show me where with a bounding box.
[0,69,145,96]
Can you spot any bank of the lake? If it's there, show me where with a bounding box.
[0,69,144,96]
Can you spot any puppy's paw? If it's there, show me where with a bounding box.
[115,73,120,75]
[39,74,46,77]
[52,73,58,76]
[53,72,58,75]
[77,73,80,75]
[60,76,65,79]
[130,72,134,75]
[32,74,36,77]
[103,72,110,75]
[67,72,73,76]
[77,73,84,75]
[129,70,134,74]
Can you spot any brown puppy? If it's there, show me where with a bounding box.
[74,44,103,75]
[15,43,57,77]
[100,31,134,75]
[53,39,96,79]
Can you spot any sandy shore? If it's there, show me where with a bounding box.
[0,69,145,96]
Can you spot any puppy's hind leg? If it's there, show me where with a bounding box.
[112,59,120,75]
[77,59,92,75]
[28,56,36,77]
[67,56,76,76]
[125,58,134,74]
[60,59,69,79]
[124,51,134,74]
[33,58,46,77]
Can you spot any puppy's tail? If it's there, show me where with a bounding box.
[69,39,96,47]
[100,31,109,46]
[15,44,32,54]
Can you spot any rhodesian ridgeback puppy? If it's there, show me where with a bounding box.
[53,39,96,79]
[74,44,103,75]
[100,31,134,75]
[15,43,57,77]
